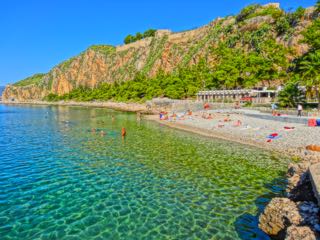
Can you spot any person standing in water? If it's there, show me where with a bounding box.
[297,104,303,117]
[121,127,126,138]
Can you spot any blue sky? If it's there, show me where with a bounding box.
[0,0,316,86]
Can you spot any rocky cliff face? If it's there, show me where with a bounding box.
[3,3,318,101]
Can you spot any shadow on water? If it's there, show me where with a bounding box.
[235,176,288,240]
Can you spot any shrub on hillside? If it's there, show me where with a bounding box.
[236,4,261,22]
[124,29,156,44]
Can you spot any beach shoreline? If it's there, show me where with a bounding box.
[145,114,320,162]
[2,99,319,160]
[145,114,277,152]
[1,100,150,113]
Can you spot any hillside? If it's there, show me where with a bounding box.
[3,3,320,102]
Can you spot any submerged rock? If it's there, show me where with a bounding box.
[259,198,301,238]
[298,201,320,232]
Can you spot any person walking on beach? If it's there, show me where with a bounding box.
[297,104,303,117]
[136,112,141,121]
[271,103,277,116]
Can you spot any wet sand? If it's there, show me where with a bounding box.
[1,100,149,113]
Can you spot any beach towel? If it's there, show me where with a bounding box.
[267,136,280,142]
[267,133,281,142]
[308,119,317,127]
[284,126,295,131]
[268,133,278,138]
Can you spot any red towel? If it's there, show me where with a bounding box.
[308,119,317,127]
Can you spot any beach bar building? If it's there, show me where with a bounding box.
[196,88,280,104]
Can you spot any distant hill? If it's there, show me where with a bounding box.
[2,2,319,102]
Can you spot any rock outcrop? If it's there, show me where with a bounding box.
[259,150,320,239]
[2,3,319,101]
[259,198,320,239]
[285,226,317,240]
[259,198,302,238]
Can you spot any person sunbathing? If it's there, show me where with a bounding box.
[207,114,213,119]
[233,120,242,127]
[203,103,209,110]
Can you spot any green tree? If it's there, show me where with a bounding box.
[124,34,134,44]
[275,16,290,35]
[211,44,247,89]
[44,93,60,101]
[143,29,156,38]
[289,7,305,26]
[316,0,320,12]
[254,40,289,85]
[301,19,320,50]
[277,81,306,108]
[298,50,320,109]
[135,32,143,41]
[236,4,261,22]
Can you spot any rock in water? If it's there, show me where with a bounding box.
[298,202,320,232]
[285,226,318,240]
[259,198,301,237]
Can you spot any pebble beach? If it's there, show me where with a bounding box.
[148,109,320,159]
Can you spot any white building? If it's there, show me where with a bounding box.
[197,87,281,104]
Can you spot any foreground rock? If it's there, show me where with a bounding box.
[259,198,301,238]
[259,153,320,239]
[285,226,317,240]
[259,198,320,239]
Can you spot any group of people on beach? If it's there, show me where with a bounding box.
[159,109,194,121]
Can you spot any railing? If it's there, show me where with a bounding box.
[249,107,320,118]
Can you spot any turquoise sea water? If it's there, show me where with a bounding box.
[0,104,289,240]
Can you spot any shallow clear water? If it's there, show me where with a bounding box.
[0,104,289,240]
